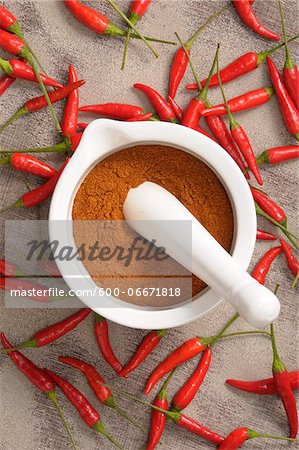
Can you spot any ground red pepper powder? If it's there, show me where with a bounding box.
[72,144,234,303]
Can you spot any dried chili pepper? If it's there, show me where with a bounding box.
[0,309,91,353]
[251,187,287,226]
[79,103,143,120]
[121,0,152,70]
[251,246,282,284]
[256,229,276,241]
[280,238,299,277]
[232,0,280,40]
[61,65,79,136]
[186,35,299,90]
[226,371,299,395]
[0,153,57,179]
[0,159,68,213]
[126,112,153,121]
[58,356,144,432]
[1,333,77,449]
[171,346,212,411]
[0,57,62,87]
[146,370,175,450]
[0,81,85,133]
[217,52,262,185]
[218,427,296,449]
[134,84,177,122]
[94,314,123,373]
[278,0,299,109]
[201,86,274,117]
[45,368,123,449]
[267,56,299,141]
[118,330,167,378]
[271,323,298,438]
[0,74,15,96]
[168,5,227,98]
[256,145,299,165]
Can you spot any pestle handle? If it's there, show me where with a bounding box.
[123,182,280,329]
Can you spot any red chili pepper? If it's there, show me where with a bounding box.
[61,65,79,136]
[1,159,68,212]
[219,426,296,449]
[251,246,282,284]
[217,53,262,185]
[70,132,83,151]
[171,346,212,411]
[0,74,15,95]
[144,337,209,395]
[79,103,143,120]
[0,30,31,59]
[256,145,299,165]
[182,45,219,130]
[256,229,277,241]
[77,122,88,130]
[134,84,177,122]
[168,5,227,98]
[195,124,216,141]
[95,314,123,373]
[0,5,19,32]
[271,323,298,438]
[280,238,299,276]
[0,259,19,277]
[233,0,280,40]
[0,153,57,179]
[279,0,299,109]
[186,35,299,90]
[0,309,91,352]
[44,368,123,449]
[251,187,287,226]
[267,57,299,141]
[1,333,77,449]
[167,96,183,121]
[118,330,167,378]
[173,413,224,445]
[226,371,299,395]
[146,370,175,450]
[0,278,52,303]
[201,86,274,117]
[0,81,85,133]
[0,58,62,88]
[126,112,153,121]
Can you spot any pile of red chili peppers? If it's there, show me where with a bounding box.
[0,1,299,449]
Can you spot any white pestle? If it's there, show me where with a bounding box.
[123,181,280,329]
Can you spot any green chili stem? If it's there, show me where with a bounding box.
[278,0,294,69]
[175,32,202,91]
[210,313,240,347]
[218,330,271,340]
[114,405,146,433]
[216,47,238,129]
[121,28,132,70]
[48,391,78,450]
[0,141,68,154]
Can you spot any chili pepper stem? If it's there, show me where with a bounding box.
[48,391,78,450]
[121,28,132,70]
[175,32,202,90]
[0,107,27,134]
[250,430,298,442]
[270,322,285,372]
[113,405,146,433]
[93,420,124,450]
[292,272,299,288]
[210,313,240,346]
[257,34,299,65]
[0,339,37,353]
[217,330,271,339]
[160,368,177,396]
[0,199,23,215]
[278,0,294,69]
[106,0,158,58]
[12,26,49,76]
[0,141,68,154]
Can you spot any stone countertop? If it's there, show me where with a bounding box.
[0,1,298,449]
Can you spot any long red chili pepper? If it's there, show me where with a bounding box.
[167,96,183,121]
[1,333,77,449]
[0,278,53,303]
[278,0,299,109]
[266,56,299,141]
[79,103,143,120]
[256,229,276,241]
[0,30,29,58]
[0,74,15,96]
[217,53,262,185]
[250,187,287,226]
[0,153,57,179]
[280,238,299,277]
[270,323,298,438]
[0,5,20,33]
[171,346,212,411]
[226,371,299,395]
[232,0,280,40]
[70,132,83,152]
[146,370,175,450]
[44,368,123,449]
[201,86,274,117]
[134,84,177,122]
[256,145,299,165]
[61,65,79,136]
[251,246,282,284]
[118,330,167,378]
[1,159,68,213]
[186,35,299,90]
[94,314,123,373]
[0,81,85,133]
[126,112,153,121]
[218,427,296,449]
[168,5,227,98]
[58,356,144,432]
[0,309,91,352]
[0,57,62,87]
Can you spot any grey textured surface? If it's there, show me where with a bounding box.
[0,1,298,449]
